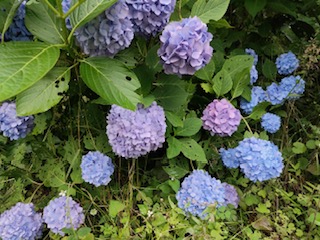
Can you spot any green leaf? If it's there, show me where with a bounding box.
[38,159,66,187]
[109,200,126,218]
[195,59,215,81]
[0,0,20,39]
[231,68,251,99]
[16,67,70,116]
[80,57,142,110]
[244,194,260,206]
[175,118,202,137]
[25,1,66,44]
[200,83,214,94]
[178,138,207,163]
[145,44,162,73]
[77,227,92,237]
[168,179,180,193]
[191,0,230,23]
[209,19,233,29]
[0,42,60,102]
[165,111,183,127]
[222,55,254,80]
[262,59,277,80]
[247,102,270,120]
[166,137,181,159]
[256,203,270,214]
[292,142,307,154]
[244,0,267,18]
[70,0,117,29]
[212,69,233,96]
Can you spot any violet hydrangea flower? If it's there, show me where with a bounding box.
[43,196,85,236]
[106,102,166,159]
[0,102,34,140]
[261,113,281,133]
[201,99,241,137]
[276,51,299,75]
[75,0,134,57]
[81,151,114,187]
[240,86,267,114]
[126,0,176,37]
[219,148,239,169]
[279,75,305,100]
[176,170,226,219]
[61,0,72,30]
[266,83,287,105]
[222,183,239,208]
[0,202,43,240]
[157,16,213,76]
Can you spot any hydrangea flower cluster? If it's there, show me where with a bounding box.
[222,183,240,208]
[106,102,166,159]
[0,202,43,240]
[61,0,72,30]
[1,0,32,41]
[279,75,305,100]
[245,48,259,84]
[276,51,299,75]
[261,113,281,133]
[126,0,176,37]
[0,102,34,140]
[201,99,241,137]
[176,170,227,219]
[81,151,114,187]
[75,0,134,57]
[240,86,266,114]
[43,196,85,236]
[219,137,284,182]
[157,16,213,76]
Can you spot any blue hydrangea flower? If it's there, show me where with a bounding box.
[279,75,305,100]
[61,0,72,30]
[75,0,134,57]
[240,86,267,114]
[276,51,299,75]
[43,196,85,236]
[157,16,213,76]
[126,0,176,37]
[2,1,32,41]
[222,183,239,208]
[261,113,281,133]
[0,102,34,140]
[106,102,166,159]
[266,83,287,105]
[221,137,284,182]
[0,202,43,240]
[219,148,240,169]
[250,65,258,84]
[176,170,226,219]
[81,151,114,187]
[245,48,258,65]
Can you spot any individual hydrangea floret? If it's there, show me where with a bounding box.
[261,113,281,133]
[0,202,43,240]
[250,65,258,84]
[81,151,114,187]
[43,196,85,236]
[201,99,241,137]
[245,48,258,65]
[0,102,34,140]
[106,102,166,159]
[276,51,299,75]
[62,0,72,30]
[75,0,134,57]
[240,86,266,114]
[222,183,239,208]
[221,137,284,182]
[157,16,213,76]
[219,148,240,169]
[279,75,305,100]
[176,170,226,219]
[126,0,176,37]
[266,83,287,105]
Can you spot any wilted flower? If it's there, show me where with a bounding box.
[266,83,287,105]
[0,102,34,140]
[245,48,258,65]
[261,113,281,133]
[81,151,114,187]
[43,196,85,236]
[201,99,241,137]
[276,51,299,75]
[126,0,176,37]
[176,170,226,219]
[106,102,166,159]
[279,75,305,100]
[222,183,239,208]
[157,16,213,76]
[0,202,43,240]
[240,86,266,114]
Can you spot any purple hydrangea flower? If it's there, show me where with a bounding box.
[279,75,305,100]
[201,99,241,137]
[0,102,34,140]
[222,183,239,208]
[75,0,134,57]
[276,51,299,75]
[245,48,258,65]
[2,1,32,41]
[81,151,114,187]
[176,170,226,219]
[157,16,213,76]
[0,202,43,240]
[126,0,176,37]
[266,83,287,105]
[61,0,72,30]
[250,65,258,84]
[106,102,166,159]
[261,113,281,133]
[43,196,85,236]
[240,86,267,114]
[221,137,284,182]
[219,148,239,169]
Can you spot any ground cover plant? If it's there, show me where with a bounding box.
[0,0,319,239]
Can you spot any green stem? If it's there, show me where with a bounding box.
[43,0,61,16]
[242,116,253,134]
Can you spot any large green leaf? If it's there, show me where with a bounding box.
[25,1,67,44]
[70,0,117,30]
[16,67,70,116]
[178,138,207,163]
[0,42,60,102]
[175,118,202,137]
[191,0,230,23]
[80,57,142,110]
[212,69,233,96]
[0,0,20,39]
[244,0,267,18]
[222,55,254,80]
